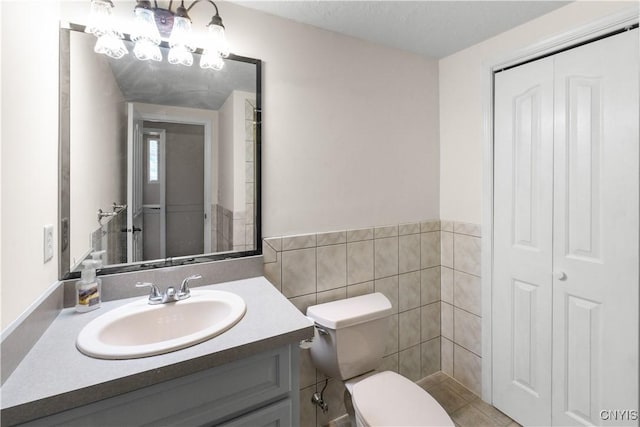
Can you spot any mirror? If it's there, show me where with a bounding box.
[59,25,262,279]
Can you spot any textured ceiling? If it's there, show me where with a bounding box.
[107,40,256,110]
[230,1,572,59]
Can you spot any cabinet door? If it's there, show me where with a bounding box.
[493,55,555,426]
[551,28,639,426]
[218,399,292,427]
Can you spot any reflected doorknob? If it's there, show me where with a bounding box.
[121,227,142,233]
[554,271,567,281]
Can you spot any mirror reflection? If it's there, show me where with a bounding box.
[61,27,261,277]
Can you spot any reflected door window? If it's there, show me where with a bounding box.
[148,138,159,183]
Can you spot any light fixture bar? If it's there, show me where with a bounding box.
[86,0,229,69]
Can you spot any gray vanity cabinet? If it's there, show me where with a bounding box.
[20,345,298,427]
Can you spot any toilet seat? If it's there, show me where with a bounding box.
[350,371,454,427]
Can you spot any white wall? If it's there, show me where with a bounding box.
[232,90,253,213]
[218,93,235,211]
[439,1,637,224]
[218,90,253,213]
[222,4,441,236]
[70,31,126,268]
[1,1,61,329]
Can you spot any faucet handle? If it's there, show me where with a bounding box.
[135,282,161,300]
[179,274,202,296]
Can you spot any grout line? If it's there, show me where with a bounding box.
[373,237,377,285]
[313,240,318,296]
[452,304,482,318]
[454,230,482,238]
[419,227,423,375]
[453,341,482,359]
[455,268,482,279]
[344,237,349,297]
[278,248,282,293]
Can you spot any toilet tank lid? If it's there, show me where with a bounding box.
[306,293,392,329]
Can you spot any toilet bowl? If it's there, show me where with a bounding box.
[306,293,454,427]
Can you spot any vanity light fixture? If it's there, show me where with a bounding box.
[86,0,230,69]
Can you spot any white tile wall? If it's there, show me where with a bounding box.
[263,219,483,425]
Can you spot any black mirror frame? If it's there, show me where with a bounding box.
[58,24,262,280]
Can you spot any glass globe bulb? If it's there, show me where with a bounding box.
[133,39,162,62]
[94,32,128,59]
[200,50,224,70]
[86,0,121,37]
[168,45,194,66]
[131,7,161,46]
[203,23,230,58]
[167,15,194,66]
[87,0,127,59]
[169,16,195,51]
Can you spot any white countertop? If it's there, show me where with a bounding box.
[0,276,313,425]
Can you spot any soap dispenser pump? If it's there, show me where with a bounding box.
[75,260,102,313]
[90,250,106,268]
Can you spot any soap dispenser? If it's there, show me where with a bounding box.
[75,260,102,313]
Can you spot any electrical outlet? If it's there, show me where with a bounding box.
[44,224,54,263]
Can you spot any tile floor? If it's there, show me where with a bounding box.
[328,371,521,427]
[417,372,520,427]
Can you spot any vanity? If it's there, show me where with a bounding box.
[1,276,313,426]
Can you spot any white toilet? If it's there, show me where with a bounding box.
[306,292,454,427]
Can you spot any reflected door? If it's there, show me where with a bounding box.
[493,29,638,426]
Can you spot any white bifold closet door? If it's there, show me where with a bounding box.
[493,28,638,427]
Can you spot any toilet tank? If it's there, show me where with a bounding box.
[306,293,392,380]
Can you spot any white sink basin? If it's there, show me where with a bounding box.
[76,290,246,359]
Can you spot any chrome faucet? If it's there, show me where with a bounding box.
[136,274,202,305]
[178,274,202,299]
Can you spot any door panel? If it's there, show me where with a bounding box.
[493,56,554,426]
[164,122,204,257]
[566,77,602,260]
[552,29,639,426]
[512,279,540,393]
